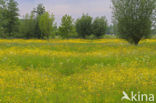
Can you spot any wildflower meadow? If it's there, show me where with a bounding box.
[0,39,156,103]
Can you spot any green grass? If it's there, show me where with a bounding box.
[0,39,156,103]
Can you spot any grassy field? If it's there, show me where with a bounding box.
[0,39,156,103]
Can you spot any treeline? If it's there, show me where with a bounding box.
[0,0,155,44]
[0,0,115,39]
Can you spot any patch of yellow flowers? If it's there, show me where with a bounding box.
[0,39,156,103]
[0,38,155,43]
[0,39,156,57]
[0,39,127,43]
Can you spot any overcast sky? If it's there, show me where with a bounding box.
[16,0,113,25]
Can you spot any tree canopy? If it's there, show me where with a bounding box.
[76,14,93,38]
[112,0,156,44]
[58,14,74,38]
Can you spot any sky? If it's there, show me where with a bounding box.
[16,0,113,25]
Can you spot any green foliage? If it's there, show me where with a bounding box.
[0,1,155,40]
[112,19,118,35]
[112,0,156,45]
[0,0,9,37]
[0,0,19,38]
[33,4,45,16]
[19,13,36,38]
[1,2,111,39]
[0,39,156,102]
[18,4,56,39]
[5,0,19,36]
[92,16,107,37]
[58,14,75,38]
[39,12,55,39]
[106,25,113,34]
[102,34,117,39]
[33,4,46,39]
[76,14,93,38]
[86,34,96,40]
[106,19,119,35]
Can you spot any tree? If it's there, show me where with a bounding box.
[33,4,46,38]
[19,12,36,38]
[106,25,113,34]
[33,4,45,16]
[112,0,156,45]
[5,0,19,36]
[58,14,74,38]
[0,0,4,35]
[112,19,118,35]
[39,12,55,38]
[76,14,93,38]
[0,0,7,37]
[92,16,107,37]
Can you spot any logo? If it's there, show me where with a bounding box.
[121,91,154,102]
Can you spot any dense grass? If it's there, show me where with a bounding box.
[0,39,156,103]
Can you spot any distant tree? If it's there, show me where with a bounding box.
[76,14,93,38]
[0,0,5,36]
[19,12,36,38]
[92,16,107,37]
[106,25,114,34]
[58,14,74,38]
[33,4,45,16]
[112,0,156,45]
[5,0,19,36]
[39,12,55,39]
[112,19,118,35]
[33,4,46,38]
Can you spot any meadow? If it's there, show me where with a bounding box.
[0,39,156,103]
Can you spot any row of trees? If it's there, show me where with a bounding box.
[0,0,109,39]
[0,0,156,44]
[20,11,108,39]
[20,9,109,39]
